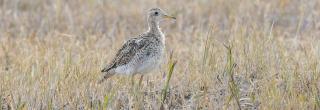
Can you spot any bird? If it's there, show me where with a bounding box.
[99,8,176,84]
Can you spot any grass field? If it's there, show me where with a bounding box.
[0,0,320,109]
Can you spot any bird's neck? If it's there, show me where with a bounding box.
[147,19,161,34]
[146,19,165,44]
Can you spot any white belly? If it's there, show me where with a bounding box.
[114,55,162,75]
[135,55,162,74]
[114,64,135,75]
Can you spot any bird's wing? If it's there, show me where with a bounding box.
[101,37,148,73]
[99,37,147,83]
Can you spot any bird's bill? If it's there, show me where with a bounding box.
[163,15,176,20]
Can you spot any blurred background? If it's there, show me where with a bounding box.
[0,0,319,109]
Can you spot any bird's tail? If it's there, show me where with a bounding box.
[98,72,115,84]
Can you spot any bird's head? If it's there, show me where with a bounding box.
[148,8,176,22]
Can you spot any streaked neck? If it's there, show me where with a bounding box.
[147,19,161,34]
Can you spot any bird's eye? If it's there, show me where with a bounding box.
[154,12,159,16]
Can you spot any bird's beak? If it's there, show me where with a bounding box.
[163,14,176,20]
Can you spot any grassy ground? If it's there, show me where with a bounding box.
[0,0,320,109]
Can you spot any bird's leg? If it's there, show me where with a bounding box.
[138,75,144,87]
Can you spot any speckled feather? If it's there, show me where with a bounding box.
[101,33,163,73]
[99,8,173,83]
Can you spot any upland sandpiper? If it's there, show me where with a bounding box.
[99,8,176,84]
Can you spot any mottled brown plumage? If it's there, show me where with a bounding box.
[99,8,175,83]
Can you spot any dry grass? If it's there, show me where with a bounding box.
[0,0,320,109]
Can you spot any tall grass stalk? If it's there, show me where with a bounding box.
[160,51,177,109]
[224,44,241,109]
